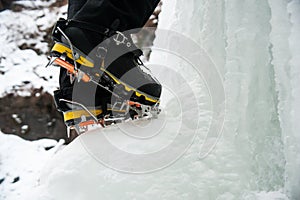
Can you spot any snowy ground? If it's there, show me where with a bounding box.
[0,132,65,200]
[0,1,66,96]
[0,131,288,200]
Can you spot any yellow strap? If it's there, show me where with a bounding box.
[63,109,102,121]
[63,108,128,122]
[100,68,159,103]
[51,43,94,68]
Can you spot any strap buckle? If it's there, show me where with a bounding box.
[113,31,131,47]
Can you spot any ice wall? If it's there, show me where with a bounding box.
[268,0,300,198]
[155,0,300,198]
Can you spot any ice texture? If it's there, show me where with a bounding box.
[152,0,300,199]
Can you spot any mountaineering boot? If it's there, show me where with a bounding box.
[49,20,162,128]
[50,20,161,110]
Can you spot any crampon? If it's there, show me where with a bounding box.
[59,98,160,137]
[46,26,161,136]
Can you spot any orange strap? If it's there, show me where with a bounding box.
[128,101,141,108]
[78,119,105,128]
[79,120,96,127]
[54,58,91,82]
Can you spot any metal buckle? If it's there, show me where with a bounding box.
[113,31,131,47]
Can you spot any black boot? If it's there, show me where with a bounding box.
[51,21,161,107]
[49,0,162,128]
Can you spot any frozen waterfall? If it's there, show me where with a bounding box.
[155,0,300,198]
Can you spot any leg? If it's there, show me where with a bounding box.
[67,0,87,19]
[71,0,160,31]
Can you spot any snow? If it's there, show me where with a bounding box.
[0,132,65,200]
[1,0,300,199]
[0,5,67,96]
[13,0,57,9]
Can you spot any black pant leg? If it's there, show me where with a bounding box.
[67,0,87,19]
[71,0,160,31]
